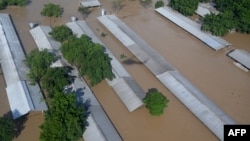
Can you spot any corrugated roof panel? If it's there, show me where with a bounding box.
[228,49,250,69]
[0,14,47,118]
[80,0,101,7]
[157,71,235,141]
[6,81,34,119]
[98,15,175,75]
[111,77,144,112]
[29,26,61,51]
[86,106,122,141]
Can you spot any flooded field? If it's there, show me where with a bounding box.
[0,0,249,141]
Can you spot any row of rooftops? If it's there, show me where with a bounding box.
[0,1,249,140]
[97,14,237,140]
[28,16,147,140]
[0,14,47,119]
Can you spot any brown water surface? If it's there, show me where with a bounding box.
[0,0,249,141]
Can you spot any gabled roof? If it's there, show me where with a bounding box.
[98,14,236,140]
[0,14,47,119]
[155,7,230,51]
[80,0,101,7]
[29,25,61,51]
[195,3,219,17]
[83,106,122,141]
[29,25,64,67]
[6,81,35,119]
[228,49,250,69]
[67,20,145,112]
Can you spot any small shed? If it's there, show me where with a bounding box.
[228,49,250,70]
[80,0,101,7]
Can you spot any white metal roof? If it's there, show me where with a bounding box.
[29,25,61,51]
[155,7,227,51]
[29,25,64,67]
[98,16,136,47]
[67,20,145,111]
[83,106,122,141]
[6,81,35,119]
[80,0,101,7]
[97,15,175,75]
[110,77,145,112]
[228,49,250,69]
[157,71,235,141]
[195,3,219,17]
[0,14,47,119]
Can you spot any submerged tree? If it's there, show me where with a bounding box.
[155,0,164,9]
[41,3,63,26]
[169,0,199,16]
[41,67,72,98]
[143,89,169,116]
[0,117,15,141]
[25,49,56,84]
[61,35,115,86]
[40,92,88,141]
[49,25,73,42]
[0,0,28,10]
[201,0,250,35]
[78,6,91,19]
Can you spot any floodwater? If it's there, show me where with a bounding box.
[0,0,249,141]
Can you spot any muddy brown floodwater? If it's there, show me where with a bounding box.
[0,0,249,141]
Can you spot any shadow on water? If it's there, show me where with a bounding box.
[146,88,158,95]
[122,58,143,65]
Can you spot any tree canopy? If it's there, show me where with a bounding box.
[155,0,164,9]
[49,25,73,42]
[0,0,28,9]
[61,35,115,86]
[78,6,91,19]
[202,0,250,35]
[169,0,199,16]
[40,92,87,141]
[25,49,56,84]
[41,3,62,18]
[41,67,72,98]
[0,117,15,141]
[143,89,169,116]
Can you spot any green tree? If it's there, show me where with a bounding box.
[25,49,56,84]
[49,25,73,42]
[40,92,87,141]
[143,89,169,116]
[201,11,235,36]
[155,0,164,9]
[0,117,15,141]
[40,3,63,26]
[80,43,114,86]
[169,0,199,16]
[61,35,115,86]
[0,0,28,9]
[41,67,71,98]
[202,0,250,35]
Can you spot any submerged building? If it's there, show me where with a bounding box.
[0,14,47,119]
[98,14,236,140]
